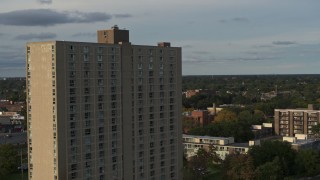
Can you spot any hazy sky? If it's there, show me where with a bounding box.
[1,0,320,76]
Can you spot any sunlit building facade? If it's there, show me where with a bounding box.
[26,26,182,180]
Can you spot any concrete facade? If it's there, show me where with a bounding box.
[27,26,182,180]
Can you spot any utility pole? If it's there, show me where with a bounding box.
[20,145,23,180]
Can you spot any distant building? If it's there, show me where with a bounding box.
[0,101,24,112]
[191,110,212,127]
[261,91,277,101]
[0,116,12,133]
[183,134,260,160]
[0,111,18,116]
[283,134,320,151]
[185,89,214,98]
[219,104,245,108]
[10,114,24,125]
[207,103,223,115]
[274,104,320,137]
[182,110,213,134]
[0,113,24,133]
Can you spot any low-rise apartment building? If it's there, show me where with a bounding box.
[183,134,259,160]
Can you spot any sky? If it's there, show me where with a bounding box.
[1,0,320,76]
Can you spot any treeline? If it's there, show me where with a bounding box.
[182,75,320,116]
[0,78,25,102]
[223,141,320,179]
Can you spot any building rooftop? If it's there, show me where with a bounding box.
[228,143,249,148]
[183,134,232,141]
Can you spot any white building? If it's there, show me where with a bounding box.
[183,134,259,160]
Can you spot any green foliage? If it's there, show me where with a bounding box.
[0,78,25,102]
[188,108,262,142]
[188,126,207,136]
[0,107,8,112]
[188,148,211,177]
[182,116,199,133]
[183,93,230,110]
[294,149,320,177]
[254,157,284,180]
[311,124,320,138]
[215,110,238,122]
[249,141,296,176]
[222,154,255,180]
[0,144,19,176]
[188,119,254,142]
[182,75,320,115]
[216,143,320,180]
[187,146,221,179]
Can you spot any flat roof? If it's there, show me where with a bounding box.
[182,134,232,141]
[227,143,249,148]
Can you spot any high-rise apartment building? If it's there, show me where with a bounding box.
[26,26,182,180]
[274,104,320,137]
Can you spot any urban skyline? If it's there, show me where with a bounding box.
[1,0,320,77]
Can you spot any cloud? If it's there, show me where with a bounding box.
[232,17,249,22]
[219,17,249,23]
[0,9,112,26]
[71,32,96,38]
[182,45,193,48]
[14,32,57,40]
[113,14,133,18]
[0,45,12,49]
[37,0,52,4]
[253,45,274,48]
[192,51,210,55]
[272,41,296,45]
[0,48,25,74]
[183,53,275,64]
[0,50,24,61]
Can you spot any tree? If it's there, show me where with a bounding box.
[188,146,221,179]
[0,144,19,176]
[249,141,296,176]
[222,154,255,180]
[182,116,199,133]
[238,110,253,121]
[311,124,320,138]
[254,156,284,180]
[215,110,237,122]
[0,107,8,112]
[294,149,320,177]
[188,126,206,136]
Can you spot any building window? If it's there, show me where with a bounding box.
[84,54,89,62]
[98,55,103,62]
[85,129,91,135]
[85,153,91,160]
